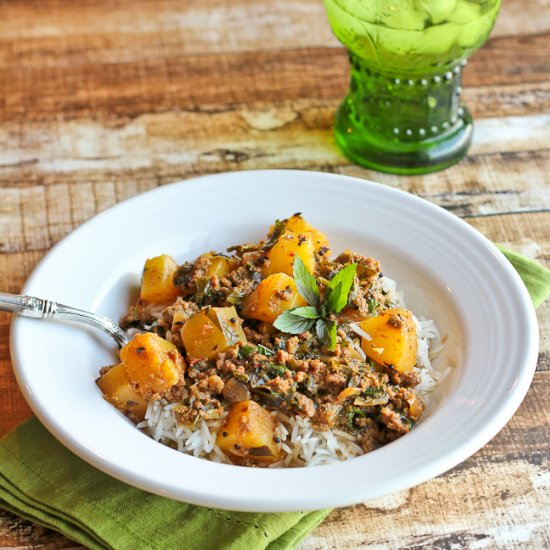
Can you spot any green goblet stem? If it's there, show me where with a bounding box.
[334,53,473,175]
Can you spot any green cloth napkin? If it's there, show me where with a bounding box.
[496,245,550,308]
[0,418,330,549]
[0,247,548,550]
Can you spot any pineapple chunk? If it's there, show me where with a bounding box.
[216,400,280,463]
[181,306,247,359]
[266,231,316,276]
[241,273,307,324]
[140,254,180,303]
[204,255,236,279]
[283,214,331,255]
[120,332,185,398]
[359,308,418,373]
[96,363,148,422]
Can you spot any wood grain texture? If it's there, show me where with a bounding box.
[1,31,549,122]
[0,0,549,547]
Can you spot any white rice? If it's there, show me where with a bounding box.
[349,322,372,341]
[139,275,449,467]
[380,275,399,303]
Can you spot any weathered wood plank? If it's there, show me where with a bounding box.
[466,211,550,262]
[1,31,549,123]
[0,510,81,549]
[0,0,335,58]
[1,162,549,253]
[301,449,550,549]
[0,249,47,436]
[338,150,550,218]
[0,0,545,70]
[0,151,550,253]
[466,81,550,119]
[466,32,550,87]
[1,111,548,255]
[0,47,347,122]
[490,0,550,38]
[1,82,550,183]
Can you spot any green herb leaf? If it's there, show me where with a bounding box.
[362,386,386,398]
[366,297,378,314]
[194,278,211,306]
[261,219,287,252]
[257,344,274,356]
[293,256,320,307]
[289,305,320,319]
[267,363,286,377]
[400,415,414,430]
[315,319,326,342]
[273,309,316,334]
[227,288,247,307]
[325,281,343,313]
[315,319,337,351]
[348,407,367,430]
[325,263,357,314]
[252,387,285,407]
[297,373,318,397]
[327,320,337,350]
[226,242,260,255]
[239,345,255,359]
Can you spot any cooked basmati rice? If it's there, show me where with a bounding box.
[349,322,372,341]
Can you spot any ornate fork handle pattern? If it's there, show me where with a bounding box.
[0,292,129,347]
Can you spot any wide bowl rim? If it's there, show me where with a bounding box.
[10,169,539,511]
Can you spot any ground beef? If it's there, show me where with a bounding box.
[324,370,347,393]
[295,393,315,418]
[285,336,299,354]
[313,402,338,431]
[197,375,224,395]
[388,313,404,329]
[264,376,291,395]
[243,326,273,346]
[360,430,376,453]
[175,405,199,425]
[119,303,157,329]
[379,406,410,434]
[333,251,381,281]
[276,349,291,365]
[396,371,422,387]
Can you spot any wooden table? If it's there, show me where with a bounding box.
[1,0,549,548]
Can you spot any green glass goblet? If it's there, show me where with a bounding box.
[323,0,501,174]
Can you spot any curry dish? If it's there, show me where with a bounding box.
[96,214,439,467]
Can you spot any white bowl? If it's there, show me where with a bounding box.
[10,170,538,511]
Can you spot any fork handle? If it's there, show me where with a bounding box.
[0,292,57,318]
[0,292,129,347]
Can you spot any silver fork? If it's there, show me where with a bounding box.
[0,292,131,347]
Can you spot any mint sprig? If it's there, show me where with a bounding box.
[272,256,357,351]
[293,257,320,307]
[273,311,315,334]
[316,319,336,350]
[326,263,357,313]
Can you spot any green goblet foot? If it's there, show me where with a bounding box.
[333,54,473,175]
